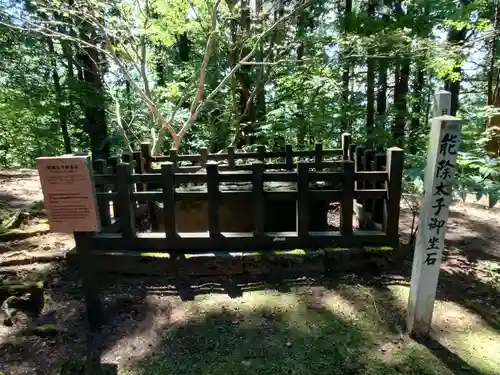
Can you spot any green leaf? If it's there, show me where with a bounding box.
[476,191,484,201]
[489,192,499,209]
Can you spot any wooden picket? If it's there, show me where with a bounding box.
[90,135,404,252]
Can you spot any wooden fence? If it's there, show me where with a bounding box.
[88,133,404,252]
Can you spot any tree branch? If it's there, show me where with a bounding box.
[175,0,313,147]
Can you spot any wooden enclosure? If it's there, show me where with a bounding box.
[88,134,404,253]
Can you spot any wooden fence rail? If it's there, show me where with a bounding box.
[90,134,404,252]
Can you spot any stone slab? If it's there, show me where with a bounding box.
[66,249,176,277]
[325,246,395,273]
[177,252,243,276]
[242,249,325,276]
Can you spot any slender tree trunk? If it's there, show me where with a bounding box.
[296,6,307,148]
[409,66,425,154]
[376,1,391,127]
[444,0,471,115]
[226,0,240,143]
[366,58,375,137]
[255,0,266,128]
[77,30,109,160]
[47,38,72,154]
[376,60,387,117]
[486,1,500,155]
[238,0,255,145]
[488,0,499,106]
[393,60,410,146]
[366,2,376,144]
[341,0,352,132]
[392,1,409,146]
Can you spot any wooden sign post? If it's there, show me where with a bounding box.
[407,91,462,337]
[37,155,104,374]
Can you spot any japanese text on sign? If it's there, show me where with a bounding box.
[423,126,459,266]
[36,156,100,233]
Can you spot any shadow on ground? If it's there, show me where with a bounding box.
[1,259,497,375]
[445,209,500,262]
[120,279,490,375]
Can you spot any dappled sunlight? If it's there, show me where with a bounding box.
[121,296,372,375]
[386,284,500,374]
[318,290,361,319]
[182,290,303,316]
[117,284,489,375]
[387,285,411,311]
[454,330,500,375]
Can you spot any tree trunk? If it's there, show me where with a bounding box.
[488,0,499,106]
[376,1,391,124]
[238,0,255,145]
[255,0,266,128]
[77,31,109,160]
[409,66,425,154]
[376,60,387,117]
[366,1,376,144]
[296,5,307,148]
[47,38,72,154]
[392,1,409,146]
[444,0,471,116]
[341,0,352,132]
[393,60,410,146]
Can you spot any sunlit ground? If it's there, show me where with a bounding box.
[107,283,500,375]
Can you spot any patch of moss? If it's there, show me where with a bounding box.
[324,246,394,253]
[139,252,171,259]
[324,247,349,252]
[272,249,307,256]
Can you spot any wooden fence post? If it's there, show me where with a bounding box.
[107,156,121,220]
[385,147,404,245]
[132,151,144,192]
[115,163,136,240]
[93,159,111,227]
[74,231,103,375]
[296,161,309,237]
[407,114,461,337]
[206,161,220,238]
[315,143,323,171]
[285,144,294,170]
[252,161,265,236]
[161,162,176,239]
[122,152,133,164]
[227,146,235,169]
[257,145,266,162]
[200,147,208,167]
[354,146,366,220]
[141,142,158,230]
[355,146,366,173]
[372,153,386,224]
[140,142,152,171]
[363,149,375,215]
[121,153,134,195]
[349,144,356,161]
[170,149,178,168]
[340,160,354,236]
[342,133,351,160]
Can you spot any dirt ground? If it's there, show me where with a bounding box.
[0,169,499,375]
